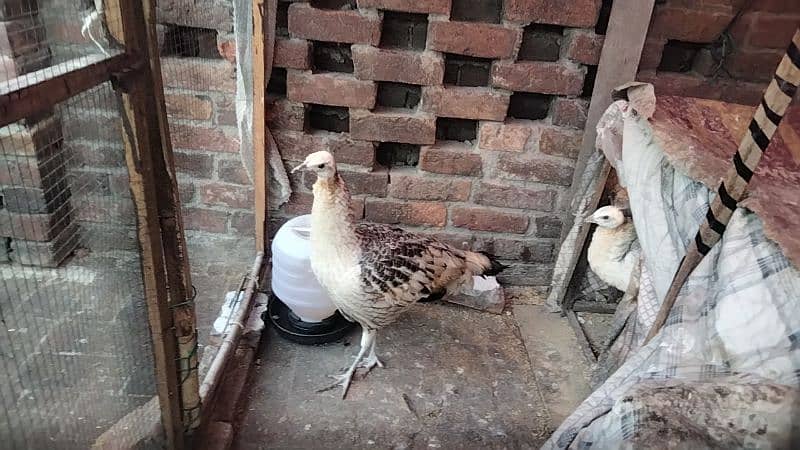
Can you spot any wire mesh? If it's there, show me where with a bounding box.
[0,1,165,448]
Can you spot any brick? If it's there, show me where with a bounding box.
[230,212,255,234]
[350,108,435,145]
[173,151,214,178]
[170,123,239,153]
[10,225,77,268]
[636,71,767,106]
[287,71,377,108]
[3,184,69,214]
[651,5,736,43]
[564,29,604,65]
[419,142,482,176]
[165,94,213,121]
[492,61,585,95]
[162,58,236,93]
[497,263,553,286]
[274,38,312,69]
[388,170,472,201]
[177,180,195,202]
[478,121,532,152]
[535,216,562,238]
[0,202,70,241]
[288,3,381,45]
[427,20,520,59]
[214,95,237,126]
[551,98,589,129]
[476,181,556,212]
[182,207,229,233]
[472,236,555,263]
[352,46,444,85]
[539,127,582,159]
[340,170,389,196]
[218,159,251,185]
[504,0,601,27]
[496,154,574,186]
[217,32,236,63]
[279,191,314,216]
[0,116,62,157]
[266,97,306,131]
[421,86,510,121]
[638,38,667,71]
[157,0,233,31]
[356,0,450,15]
[274,130,375,167]
[200,183,254,209]
[751,0,800,14]
[451,206,529,234]
[365,198,446,227]
[724,49,784,82]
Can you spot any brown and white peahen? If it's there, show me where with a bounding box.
[585,205,640,292]
[291,151,506,398]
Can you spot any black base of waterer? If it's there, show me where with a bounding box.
[265,294,356,345]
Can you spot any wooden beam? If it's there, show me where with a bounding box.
[550,0,654,310]
[253,0,270,251]
[0,53,137,127]
[108,0,192,447]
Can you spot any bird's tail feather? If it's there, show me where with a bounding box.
[465,251,507,277]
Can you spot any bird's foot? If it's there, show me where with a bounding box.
[358,354,384,373]
[317,370,355,399]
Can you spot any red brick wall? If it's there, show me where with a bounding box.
[267,0,607,285]
[638,0,800,105]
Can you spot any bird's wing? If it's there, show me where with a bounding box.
[613,223,640,262]
[354,224,469,304]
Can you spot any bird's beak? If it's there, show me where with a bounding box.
[290,161,306,173]
[584,216,595,224]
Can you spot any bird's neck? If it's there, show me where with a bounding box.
[310,172,359,256]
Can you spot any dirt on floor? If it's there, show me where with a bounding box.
[234,290,601,450]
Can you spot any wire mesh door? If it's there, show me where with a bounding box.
[0,0,197,448]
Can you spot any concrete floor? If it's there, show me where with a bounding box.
[234,295,596,450]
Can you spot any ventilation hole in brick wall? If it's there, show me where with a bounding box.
[376,143,420,167]
[268,68,288,96]
[376,82,421,109]
[277,2,290,37]
[595,0,613,35]
[161,26,220,58]
[658,40,704,72]
[308,104,350,133]
[518,24,563,62]
[436,118,477,142]
[443,54,491,87]
[582,65,598,98]
[309,0,356,9]
[312,41,354,73]
[508,92,551,120]
[451,0,502,23]
[379,12,428,50]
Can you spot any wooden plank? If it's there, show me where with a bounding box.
[108,1,189,448]
[0,53,137,127]
[253,0,269,251]
[550,0,654,309]
[565,310,597,363]
[572,300,618,314]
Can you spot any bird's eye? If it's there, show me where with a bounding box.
[317,163,325,169]
[601,215,609,220]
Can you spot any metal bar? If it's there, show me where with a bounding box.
[0,53,138,127]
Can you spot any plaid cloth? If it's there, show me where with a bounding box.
[544,103,800,449]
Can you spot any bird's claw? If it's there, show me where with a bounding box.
[358,355,384,373]
[317,371,355,399]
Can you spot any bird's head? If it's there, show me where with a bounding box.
[291,151,336,180]
[585,205,625,229]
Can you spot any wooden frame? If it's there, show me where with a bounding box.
[550,0,655,310]
[0,1,199,448]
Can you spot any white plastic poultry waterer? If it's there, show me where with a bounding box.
[271,214,337,322]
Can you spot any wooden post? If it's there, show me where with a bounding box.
[253,0,268,251]
[106,0,200,446]
[549,0,655,310]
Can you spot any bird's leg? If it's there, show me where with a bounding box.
[322,327,374,399]
[358,332,384,373]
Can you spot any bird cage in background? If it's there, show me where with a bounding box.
[0,0,210,448]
